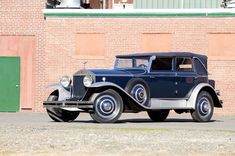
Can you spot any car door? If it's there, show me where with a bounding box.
[175,57,197,98]
[147,56,176,99]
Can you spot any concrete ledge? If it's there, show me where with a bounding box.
[43,9,235,18]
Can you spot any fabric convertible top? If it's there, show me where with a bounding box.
[116,52,207,68]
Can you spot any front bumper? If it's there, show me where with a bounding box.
[216,89,223,107]
[43,100,93,110]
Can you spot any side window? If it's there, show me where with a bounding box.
[116,58,133,68]
[176,57,193,72]
[135,59,149,68]
[195,59,207,75]
[151,57,173,71]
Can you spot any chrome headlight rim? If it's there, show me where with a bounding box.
[60,75,71,88]
[83,75,93,87]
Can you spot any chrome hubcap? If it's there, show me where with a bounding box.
[131,84,147,104]
[95,95,119,119]
[102,102,112,112]
[199,97,211,116]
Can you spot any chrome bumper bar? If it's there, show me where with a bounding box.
[43,100,93,109]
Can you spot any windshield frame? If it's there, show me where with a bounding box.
[114,56,151,71]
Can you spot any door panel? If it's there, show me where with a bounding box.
[146,72,176,98]
[147,57,176,98]
[175,57,196,98]
[0,57,20,112]
[176,72,196,98]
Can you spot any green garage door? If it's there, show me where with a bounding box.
[0,57,20,112]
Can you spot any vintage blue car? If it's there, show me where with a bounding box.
[43,52,223,123]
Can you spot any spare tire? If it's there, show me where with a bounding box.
[125,78,150,107]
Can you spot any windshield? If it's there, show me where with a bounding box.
[115,57,150,69]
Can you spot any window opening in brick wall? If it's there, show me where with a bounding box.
[76,33,105,59]
[208,33,235,60]
[142,33,172,52]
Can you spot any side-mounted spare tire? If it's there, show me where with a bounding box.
[46,90,80,122]
[125,78,150,107]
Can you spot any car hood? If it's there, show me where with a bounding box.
[74,68,147,76]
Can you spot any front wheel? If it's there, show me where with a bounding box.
[191,91,214,122]
[46,91,80,122]
[147,110,170,122]
[90,89,123,123]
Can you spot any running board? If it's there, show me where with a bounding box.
[149,99,193,110]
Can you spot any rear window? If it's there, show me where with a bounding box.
[176,57,193,72]
[195,58,207,75]
[151,57,173,71]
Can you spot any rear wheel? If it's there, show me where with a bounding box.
[46,91,80,122]
[147,110,170,122]
[191,91,214,122]
[90,89,123,123]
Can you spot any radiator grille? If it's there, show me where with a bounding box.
[73,75,86,99]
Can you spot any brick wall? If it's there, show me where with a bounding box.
[0,1,234,115]
[45,17,235,115]
[0,0,46,112]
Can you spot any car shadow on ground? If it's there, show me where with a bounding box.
[116,118,218,123]
[71,118,220,123]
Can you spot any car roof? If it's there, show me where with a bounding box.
[116,52,208,69]
[116,52,207,59]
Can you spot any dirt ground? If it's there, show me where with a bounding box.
[0,112,234,156]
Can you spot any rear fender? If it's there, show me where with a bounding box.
[47,83,71,101]
[187,83,222,109]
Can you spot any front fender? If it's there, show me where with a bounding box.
[47,83,71,101]
[187,83,222,109]
[87,82,148,111]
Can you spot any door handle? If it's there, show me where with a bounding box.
[150,76,156,79]
[16,85,19,88]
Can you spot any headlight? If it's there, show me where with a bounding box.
[60,75,71,88]
[83,75,93,87]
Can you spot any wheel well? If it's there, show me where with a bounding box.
[200,86,222,108]
[50,90,59,96]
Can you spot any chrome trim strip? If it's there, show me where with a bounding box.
[62,108,84,111]
[94,74,134,77]
[95,74,206,77]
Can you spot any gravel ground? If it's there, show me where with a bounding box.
[0,112,234,156]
